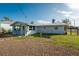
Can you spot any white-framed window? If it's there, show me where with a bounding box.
[23,26,25,30]
[29,26,35,30]
[14,26,20,31]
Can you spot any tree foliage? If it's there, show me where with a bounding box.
[1,17,12,21]
[31,21,34,24]
[52,19,55,23]
[62,19,71,25]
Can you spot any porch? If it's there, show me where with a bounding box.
[11,22,28,36]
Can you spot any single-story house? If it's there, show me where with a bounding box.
[11,21,68,36]
[0,20,14,31]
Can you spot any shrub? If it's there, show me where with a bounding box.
[2,28,6,33]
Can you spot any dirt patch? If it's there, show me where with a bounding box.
[0,37,79,56]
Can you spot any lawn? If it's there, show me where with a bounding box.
[0,33,79,56]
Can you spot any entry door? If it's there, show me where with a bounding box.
[22,26,26,35]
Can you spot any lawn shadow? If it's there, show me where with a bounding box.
[0,33,19,38]
[31,33,67,38]
[31,33,56,38]
[33,33,50,38]
[0,32,67,38]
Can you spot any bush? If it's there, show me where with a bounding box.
[8,29,12,34]
[1,28,12,34]
[2,28,6,33]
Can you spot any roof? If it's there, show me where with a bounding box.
[11,21,28,26]
[0,20,14,24]
[11,21,68,27]
[28,23,68,26]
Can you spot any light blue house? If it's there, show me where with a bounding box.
[11,21,68,36]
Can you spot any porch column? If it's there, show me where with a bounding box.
[20,25,23,35]
[25,26,29,36]
[27,26,29,31]
[12,26,15,35]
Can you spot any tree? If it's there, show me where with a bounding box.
[2,28,6,33]
[62,19,71,25]
[31,21,34,24]
[1,17,12,21]
[52,19,55,23]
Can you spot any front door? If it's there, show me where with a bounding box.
[22,26,26,35]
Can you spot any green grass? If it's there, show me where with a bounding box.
[49,32,79,50]
[15,32,79,50]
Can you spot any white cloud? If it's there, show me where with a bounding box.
[57,10,72,15]
[64,14,71,17]
[58,3,79,18]
[66,3,79,10]
[57,10,73,17]
[36,20,51,24]
[65,3,79,26]
[57,9,79,26]
[70,15,79,19]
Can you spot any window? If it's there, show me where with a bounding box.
[14,26,20,31]
[29,26,35,30]
[33,26,35,30]
[29,26,32,30]
[54,26,58,30]
[23,26,25,30]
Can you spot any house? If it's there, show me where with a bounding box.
[0,19,14,31]
[11,21,68,36]
[11,22,28,35]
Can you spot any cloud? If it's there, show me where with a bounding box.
[57,10,73,17]
[57,10,72,15]
[58,3,79,18]
[36,20,51,24]
[65,3,79,19]
[66,3,79,10]
[70,15,79,19]
[57,8,79,19]
[57,9,79,26]
[57,3,79,26]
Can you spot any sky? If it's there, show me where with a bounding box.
[0,3,79,26]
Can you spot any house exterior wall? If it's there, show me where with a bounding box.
[25,26,37,36]
[12,25,27,35]
[25,25,65,35]
[26,30,37,36]
[12,25,66,36]
[0,23,12,30]
[36,26,65,34]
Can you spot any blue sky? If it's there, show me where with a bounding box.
[0,3,79,26]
